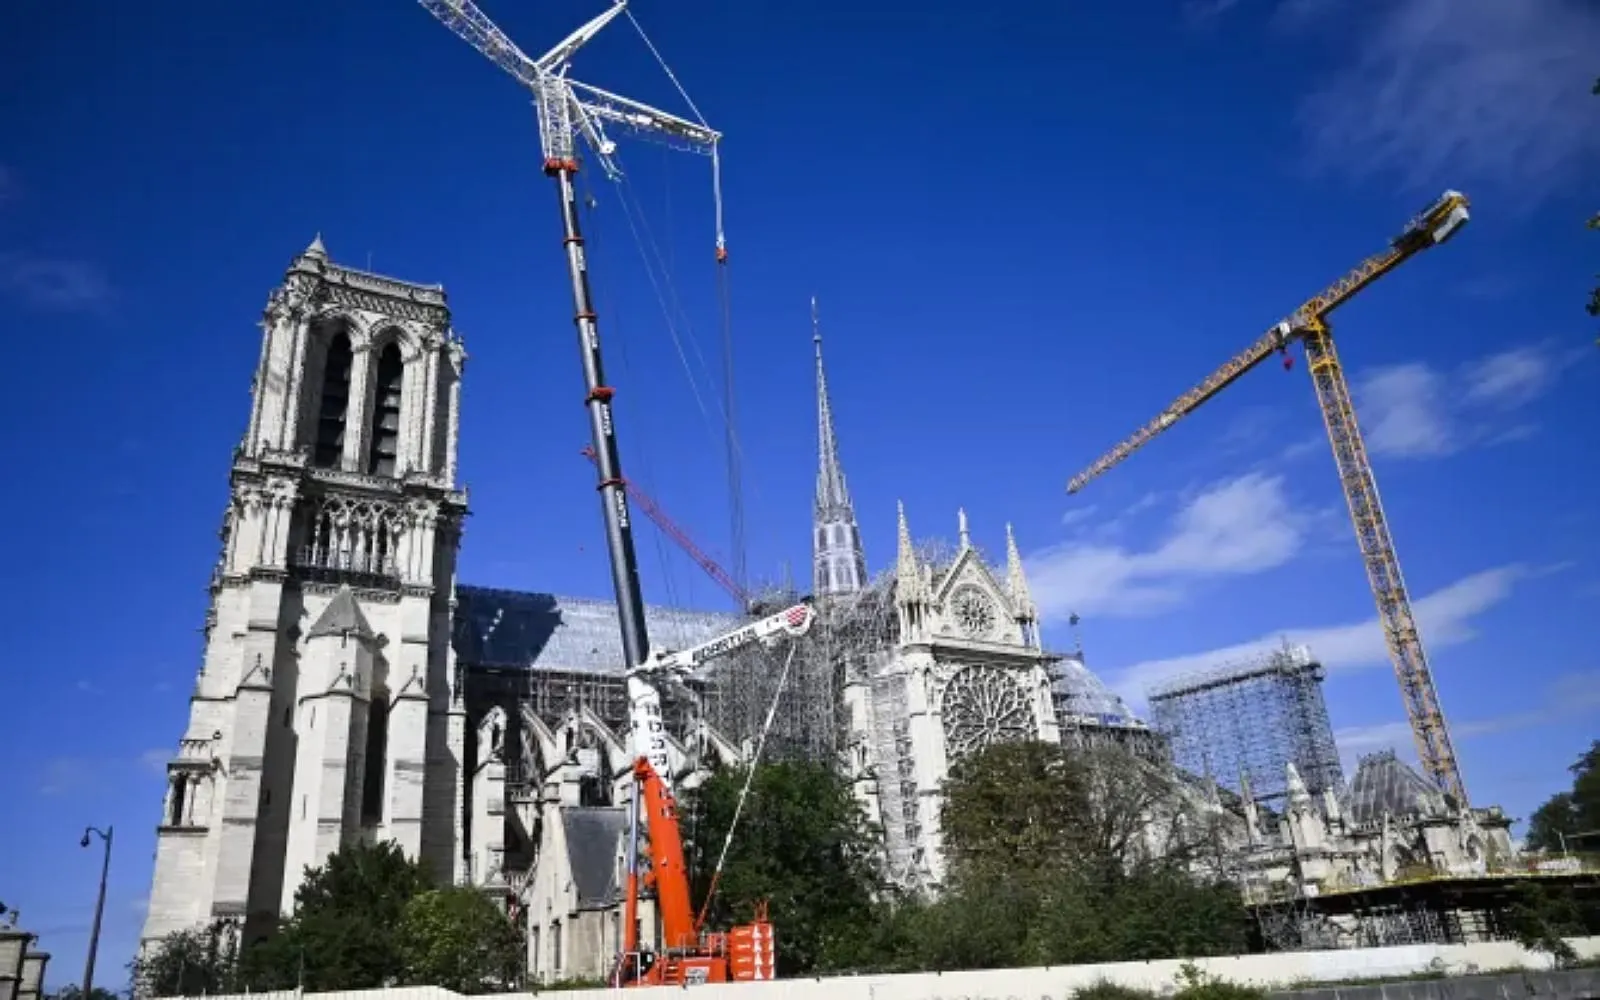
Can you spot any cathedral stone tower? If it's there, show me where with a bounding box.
[811,298,867,598]
[141,237,469,948]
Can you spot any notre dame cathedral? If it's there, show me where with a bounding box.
[140,240,1149,981]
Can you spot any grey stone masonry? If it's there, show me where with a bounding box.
[140,237,469,951]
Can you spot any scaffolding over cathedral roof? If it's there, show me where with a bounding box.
[1148,644,1344,806]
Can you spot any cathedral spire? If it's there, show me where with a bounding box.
[1005,523,1036,622]
[813,297,851,516]
[896,501,922,596]
[811,297,868,598]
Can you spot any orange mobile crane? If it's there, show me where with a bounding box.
[612,601,816,986]
[1066,191,1473,805]
[412,0,793,987]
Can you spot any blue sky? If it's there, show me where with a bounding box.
[1,0,1597,989]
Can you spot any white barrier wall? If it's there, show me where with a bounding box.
[158,936,1600,1000]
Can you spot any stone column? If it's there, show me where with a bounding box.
[343,343,373,472]
[421,344,440,476]
[444,361,462,486]
[281,312,310,452]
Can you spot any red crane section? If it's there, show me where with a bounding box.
[580,446,752,611]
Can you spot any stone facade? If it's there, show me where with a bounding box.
[137,247,1131,979]
[839,507,1061,887]
[1231,751,1517,903]
[141,238,468,948]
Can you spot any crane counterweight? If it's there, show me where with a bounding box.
[1064,192,1472,804]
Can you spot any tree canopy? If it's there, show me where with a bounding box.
[911,740,1250,970]
[132,841,522,997]
[1526,740,1600,854]
[45,986,120,1000]
[397,887,523,994]
[682,758,889,976]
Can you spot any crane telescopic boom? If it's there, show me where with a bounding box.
[618,602,814,985]
[415,0,759,985]
[1063,190,1472,805]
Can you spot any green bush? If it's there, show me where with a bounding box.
[1071,980,1157,1000]
[1173,963,1267,1000]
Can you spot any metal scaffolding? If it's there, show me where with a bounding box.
[1147,644,1343,806]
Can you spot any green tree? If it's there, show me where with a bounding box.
[1505,883,1588,967]
[681,759,888,976]
[239,839,436,991]
[128,922,239,998]
[47,986,122,1000]
[397,887,523,994]
[932,740,1249,970]
[939,738,1092,881]
[1525,740,1600,853]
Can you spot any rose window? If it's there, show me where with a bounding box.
[940,665,1035,760]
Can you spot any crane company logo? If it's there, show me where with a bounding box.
[691,625,758,665]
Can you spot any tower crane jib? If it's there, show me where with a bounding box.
[1063,190,1473,805]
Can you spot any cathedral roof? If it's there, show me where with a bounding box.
[1050,653,1144,727]
[453,585,744,675]
[308,586,376,640]
[1342,749,1453,824]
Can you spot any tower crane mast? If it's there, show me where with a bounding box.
[1065,191,1472,805]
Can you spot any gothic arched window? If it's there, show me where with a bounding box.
[367,343,404,476]
[314,333,354,469]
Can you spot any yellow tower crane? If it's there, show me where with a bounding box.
[1066,190,1472,805]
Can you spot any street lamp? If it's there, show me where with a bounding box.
[80,826,113,998]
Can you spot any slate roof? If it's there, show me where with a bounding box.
[562,806,628,909]
[1051,653,1145,727]
[1342,749,1452,824]
[453,585,745,675]
[308,585,376,639]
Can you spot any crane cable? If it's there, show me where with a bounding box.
[627,7,746,592]
[576,167,695,617]
[692,640,800,935]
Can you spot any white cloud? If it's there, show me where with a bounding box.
[1358,363,1453,458]
[1059,505,1099,529]
[1111,563,1525,703]
[1336,670,1600,759]
[1463,346,1559,408]
[0,253,113,312]
[1297,0,1600,196]
[1027,473,1309,621]
[1354,341,1581,459]
[138,748,170,774]
[39,758,94,797]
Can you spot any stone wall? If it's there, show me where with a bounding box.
[153,936,1600,1000]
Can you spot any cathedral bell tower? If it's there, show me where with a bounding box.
[141,237,470,948]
